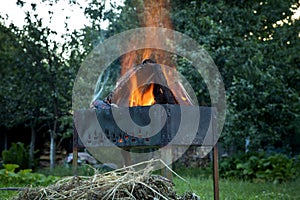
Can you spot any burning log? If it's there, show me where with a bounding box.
[153,83,178,104]
[102,59,193,107]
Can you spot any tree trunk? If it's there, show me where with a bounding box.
[50,119,58,171]
[50,132,56,170]
[4,132,7,150]
[29,121,36,169]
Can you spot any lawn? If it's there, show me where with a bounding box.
[174,177,300,200]
[1,175,299,200]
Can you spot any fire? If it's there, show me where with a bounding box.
[130,84,155,107]
[121,0,173,76]
[120,0,191,107]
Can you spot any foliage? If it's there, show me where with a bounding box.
[0,1,84,169]
[0,163,59,186]
[2,143,33,170]
[3,164,19,172]
[170,0,300,153]
[219,152,300,183]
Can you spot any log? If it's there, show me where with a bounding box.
[104,60,190,106]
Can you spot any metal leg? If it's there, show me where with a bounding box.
[161,147,173,180]
[73,125,78,176]
[121,148,131,166]
[213,144,219,200]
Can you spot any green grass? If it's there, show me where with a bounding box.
[0,183,25,200]
[173,177,300,200]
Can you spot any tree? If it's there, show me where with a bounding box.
[169,0,300,153]
[18,7,75,169]
[0,1,82,169]
[0,19,44,168]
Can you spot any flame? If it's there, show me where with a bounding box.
[121,0,184,107]
[130,84,155,107]
[121,0,173,74]
[141,0,173,63]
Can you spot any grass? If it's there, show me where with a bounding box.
[173,166,300,199]
[0,165,299,200]
[173,177,300,200]
[0,183,25,200]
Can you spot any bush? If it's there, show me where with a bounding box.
[292,155,300,177]
[0,164,59,186]
[220,152,299,183]
[2,142,30,169]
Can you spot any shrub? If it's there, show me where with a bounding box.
[0,163,59,186]
[220,152,299,183]
[292,155,300,177]
[2,142,30,169]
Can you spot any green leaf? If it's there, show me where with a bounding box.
[3,164,19,172]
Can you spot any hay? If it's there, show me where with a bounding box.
[14,159,200,200]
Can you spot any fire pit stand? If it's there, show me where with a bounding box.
[73,105,219,200]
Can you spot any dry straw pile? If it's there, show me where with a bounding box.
[14,159,200,200]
